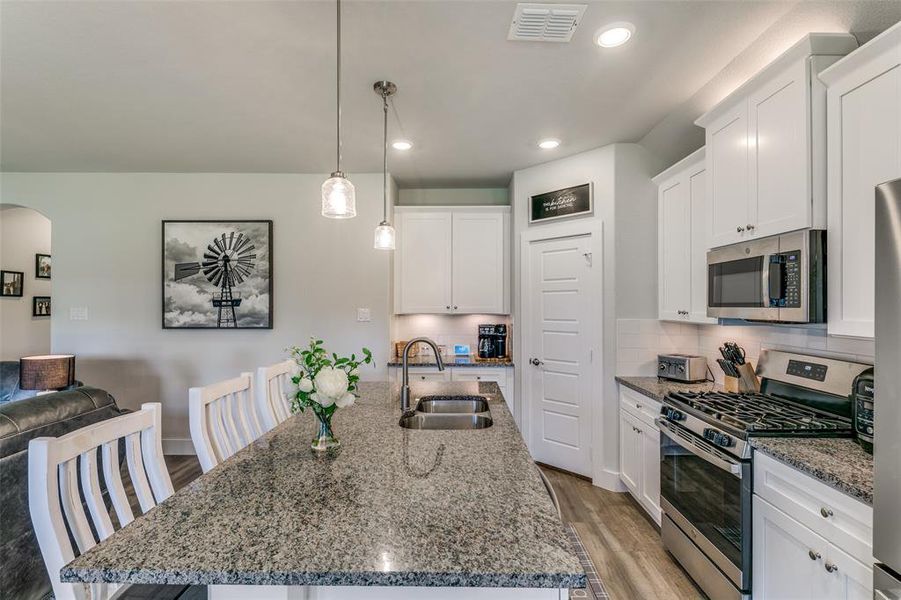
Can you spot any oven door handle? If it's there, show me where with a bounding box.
[657,420,743,479]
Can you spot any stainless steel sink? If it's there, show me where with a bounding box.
[398,413,493,430]
[415,396,489,414]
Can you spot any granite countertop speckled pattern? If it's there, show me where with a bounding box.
[750,438,874,505]
[61,381,584,589]
[615,376,722,402]
[387,355,514,368]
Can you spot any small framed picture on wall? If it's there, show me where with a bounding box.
[1,270,24,297]
[33,296,51,317]
[35,254,51,279]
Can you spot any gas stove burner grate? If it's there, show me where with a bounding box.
[665,390,852,435]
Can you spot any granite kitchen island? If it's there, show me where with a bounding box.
[61,381,584,599]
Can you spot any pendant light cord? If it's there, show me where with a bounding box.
[382,91,389,222]
[336,0,342,174]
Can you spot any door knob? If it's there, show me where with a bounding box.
[529,358,544,366]
[737,226,746,233]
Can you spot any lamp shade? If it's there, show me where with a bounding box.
[19,354,75,391]
[373,222,396,250]
[321,174,357,219]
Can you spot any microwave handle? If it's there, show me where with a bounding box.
[762,254,772,308]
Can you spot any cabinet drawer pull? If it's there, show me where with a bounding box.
[737,226,746,233]
[808,550,821,561]
[820,507,834,518]
[636,403,643,410]
[824,562,839,573]
[476,376,481,380]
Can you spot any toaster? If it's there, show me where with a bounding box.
[657,354,708,383]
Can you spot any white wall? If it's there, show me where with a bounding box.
[0,173,394,451]
[510,142,661,490]
[0,205,52,360]
[398,188,509,206]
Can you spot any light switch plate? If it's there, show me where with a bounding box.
[69,307,88,321]
[356,308,371,322]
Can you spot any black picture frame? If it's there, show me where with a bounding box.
[1,270,24,297]
[33,296,51,317]
[161,220,273,330]
[35,254,51,279]
[529,183,593,223]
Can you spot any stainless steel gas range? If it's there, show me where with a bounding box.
[656,350,871,600]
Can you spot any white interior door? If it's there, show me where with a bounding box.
[525,233,594,477]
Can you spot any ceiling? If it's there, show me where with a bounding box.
[2,1,900,187]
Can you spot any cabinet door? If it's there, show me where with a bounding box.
[619,410,642,497]
[827,61,901,339]
[753,495,832,600]
[822,542,873,600]
[639,424,661,525]
[749,61,811,238]
[396,211,452,313]
[707,101,751,247]
[451,211,506,314]
[687,165,717,323]
[658,176,691,321]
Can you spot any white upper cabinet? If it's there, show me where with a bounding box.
[697,34,858,248]
[395,206,510,314]
[820,23,901,339]
[653,148,717,324]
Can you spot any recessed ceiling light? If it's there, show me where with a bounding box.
[538,139,560,149]
[595,22,634,48]
[392,140,413,151]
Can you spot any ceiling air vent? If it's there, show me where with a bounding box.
[507,3,586,43]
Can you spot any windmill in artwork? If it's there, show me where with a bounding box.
[173,232,256,327]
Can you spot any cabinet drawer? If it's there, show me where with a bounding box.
[754,452,873,565]
[619,386,662,427]
[406,367,451,383]
[450,369,506,387]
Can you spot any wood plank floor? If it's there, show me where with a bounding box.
[540,466,706,600]
[161,456,703,599]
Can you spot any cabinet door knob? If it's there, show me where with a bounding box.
[446,306,451,310]
[824,562,839,573]
[453,305,458,310]
[808,550,821,561]
[737,226,746,233]
[746,224,755,230]
[820,507,834,518]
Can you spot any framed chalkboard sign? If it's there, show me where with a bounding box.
[530,183,592,223]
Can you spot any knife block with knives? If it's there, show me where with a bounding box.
[718,342,760,393]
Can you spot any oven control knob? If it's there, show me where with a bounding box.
[662,407,686,422]
[703,428,733,447]
[678,365,685,373]
[659,363,667,371]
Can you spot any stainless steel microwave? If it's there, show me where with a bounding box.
[707,230,825,323]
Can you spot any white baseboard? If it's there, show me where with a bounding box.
[163,438,196,455]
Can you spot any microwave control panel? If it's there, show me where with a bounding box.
[769,250,802,308]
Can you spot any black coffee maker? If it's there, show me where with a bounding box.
[478,325,496,359]
[478,324,508,359]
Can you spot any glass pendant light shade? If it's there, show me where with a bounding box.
[321,172,356,219]
[373,220,396,250]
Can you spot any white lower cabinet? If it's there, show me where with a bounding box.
[618,387,662,525]
[752,453,873,600]
[391,366,514,412]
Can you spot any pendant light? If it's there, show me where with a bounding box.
[321,0,356,219]
[373,80,397,250]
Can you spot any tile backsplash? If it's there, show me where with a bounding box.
[617,319,875,383]
[391,314,512,358]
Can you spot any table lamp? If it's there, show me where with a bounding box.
[19,354,76,392]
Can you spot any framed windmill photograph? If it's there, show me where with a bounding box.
[162,220,272,329]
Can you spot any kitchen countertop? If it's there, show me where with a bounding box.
[387,355,514,368]
[615,375,721,402]
[750,438,874,505]
[61,381,584,589]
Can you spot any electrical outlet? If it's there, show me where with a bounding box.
[356,308,371,322]
[69,307,88,321]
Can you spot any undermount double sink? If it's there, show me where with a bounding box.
[399,395,493,430]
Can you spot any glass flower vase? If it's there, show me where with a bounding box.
[311,409,340,452]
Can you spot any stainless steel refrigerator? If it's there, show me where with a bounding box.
[875,178,901,599]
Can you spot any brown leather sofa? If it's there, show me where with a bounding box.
[0,387,127,600]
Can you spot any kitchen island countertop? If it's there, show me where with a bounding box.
[61,381,584,589]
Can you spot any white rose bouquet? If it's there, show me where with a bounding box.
[288,338,372,450]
